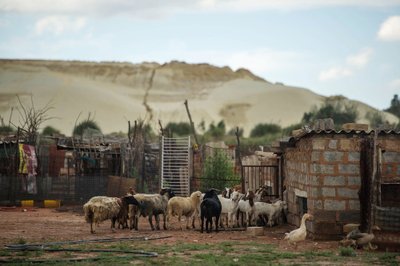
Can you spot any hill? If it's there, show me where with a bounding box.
[0,59,397,136]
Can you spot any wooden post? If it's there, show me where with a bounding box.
[184,100,199,146]
[235,127,244,192]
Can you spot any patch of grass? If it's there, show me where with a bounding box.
[16,238,27,245]
[304,250,335,259]
[377,252,399,266]
[339,247,356,257]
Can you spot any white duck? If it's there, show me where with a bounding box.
[284,213,313,245]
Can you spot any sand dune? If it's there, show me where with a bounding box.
[0,59,397,136]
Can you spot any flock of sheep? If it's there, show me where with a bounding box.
[83,185,289,235]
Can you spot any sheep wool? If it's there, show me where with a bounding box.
[83,196,122,233]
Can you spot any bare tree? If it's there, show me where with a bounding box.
[10,95,53,142]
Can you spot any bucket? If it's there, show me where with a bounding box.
[21,200,34,207]
[44,200,61,208]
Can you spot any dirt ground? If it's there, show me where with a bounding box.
[0,206,338,253]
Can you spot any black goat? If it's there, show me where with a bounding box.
[200,188,222,233]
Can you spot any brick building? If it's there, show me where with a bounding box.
[280,129,400,244]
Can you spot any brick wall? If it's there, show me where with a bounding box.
[284,132,400,240]
[378,135,400,183]
[284,134,363,239]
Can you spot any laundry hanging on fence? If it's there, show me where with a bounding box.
[18,144,38,175]
[18,144,38,194]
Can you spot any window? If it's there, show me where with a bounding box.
[381,184,400,207]
[297,196,308,216]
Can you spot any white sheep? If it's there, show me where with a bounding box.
[166,190,202,230]
[83,195,140,234]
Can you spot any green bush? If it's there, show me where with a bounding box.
[339,247,356,257]
[201,149,240,191]
[0,125,15,135]
[73,119,101,137]
[41,126,60,136]
[385,94,400,118]
[303,96,358,127]
[165,122,191,136]
[250,123,282,137]
[207,120,226,139]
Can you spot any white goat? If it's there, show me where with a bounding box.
[218,190,241,228]
[166,191,202,230]
[253,200,287,227]
[236,191,256,227]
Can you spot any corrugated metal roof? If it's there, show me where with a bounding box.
[277,129,400,149]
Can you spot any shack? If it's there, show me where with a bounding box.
[279,126,400,248]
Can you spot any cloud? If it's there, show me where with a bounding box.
[346,47,373,68]
[378,16,400,41]
[319,47,372,81]
[1,0,400,18]
[319,67,352,81]
[35,16,86,35]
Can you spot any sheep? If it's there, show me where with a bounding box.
[200,188,222,233]
[134,188,175,230]
[218,190,241,228]
[83,195,140,234]
[166,190,202,230]
[126,188,139,230]
[236,190,255,227]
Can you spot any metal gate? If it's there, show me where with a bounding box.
[161,136,191,196]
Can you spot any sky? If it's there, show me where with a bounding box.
[0,0,399,110]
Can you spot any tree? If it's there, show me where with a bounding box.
[250,123,281,137]
[73,114,102,138]
[11,95,53,142]
[165,122,191,136]
[385,94,400,118]
[207,120,226,139]
[42,126,61,136]
[0,125,15,135]
[201,149,239,190]
[302,97,358,127]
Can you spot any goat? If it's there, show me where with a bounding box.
[236,190,255,227]
[83,195,140,234]
[135,188,175,230]
[253,200,287,227]
[200,188,222,233]
[166,191,202,230]
[218,190,241,228]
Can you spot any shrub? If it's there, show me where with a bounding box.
[73,119,101,137]
[302,96,358,127]
[41,126,60,136]
[250,123,282,137]
[0,125,15,135]
[201,149,240,190]
[385,94,400,118]
[339,247,356,257]
[165,122,191,136]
